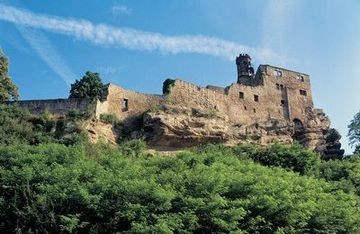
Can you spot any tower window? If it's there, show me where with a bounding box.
[253,108,256,113]
[274,70,282,77]
[254,95,259,102]
[244,106,247,110]
[239,92,244,99]
[281,100,286,105]
[122,98,128,111]
[300,90,307,96]
[297,75,305,82]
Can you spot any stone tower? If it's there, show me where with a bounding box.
[236,54,255,84]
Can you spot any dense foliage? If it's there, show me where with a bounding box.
[69,71,104,100]
[0,104,86,146]
[1,105,360,233]
[0,48,19,101]
[348,110,360,154]
[0,141,359,233]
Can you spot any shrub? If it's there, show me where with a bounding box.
[99,113,120,125]
[245,142,321,175]
[162,79,175,95]
[0,104,86,146]
[67,109,92,121]
[69,71,104,100]
[0,143,359,233]
[119,139,147,157]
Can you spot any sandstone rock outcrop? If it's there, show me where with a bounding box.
[142,105,344,159]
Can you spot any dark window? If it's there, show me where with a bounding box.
[254,95,259,102]
[281,100,285,105]
[253,108,256,113]
[239,92,244,99]
[122,98,128,111]
[276,84,280,90]
[300,90,307,96]
[274,70,282,77]
[293,119,304,130]
[280,84,284,90]
[244,106,247,110]
[297,75,305,82]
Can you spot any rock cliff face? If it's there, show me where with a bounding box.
[142,105,344,159]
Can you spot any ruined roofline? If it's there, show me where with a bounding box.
[260,64,310,77]
[106,83,163,97]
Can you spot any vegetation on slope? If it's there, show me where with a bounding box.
[0,48,18,101]
[0,105,360,232]
[0,104,87,146]
[69,71,104,100]
[1,142,360,233]
[349,110,360,154]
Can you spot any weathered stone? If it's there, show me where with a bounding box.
[9,53,344,158]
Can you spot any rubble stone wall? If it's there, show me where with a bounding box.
[13,98,96,117]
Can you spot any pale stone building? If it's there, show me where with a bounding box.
[13,54,344,158]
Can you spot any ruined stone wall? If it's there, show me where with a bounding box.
[167,65,314,126]
[96,84,164,120]
[261,65,313,123]
[14,98,96,117]
[11,64,315,131]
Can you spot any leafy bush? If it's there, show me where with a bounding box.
[310,155,360,195]
[119,139,147,157]
[99,113,121,125]
[67,109,92,121]
[0,104,86,146]
[348,110,360,154]
[69,71,104,100]
[162,78,175,95]
[0,48,19,101]
[1,142,360,233]
[245,143,321,175]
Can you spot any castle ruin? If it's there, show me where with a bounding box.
[14,54,344,158]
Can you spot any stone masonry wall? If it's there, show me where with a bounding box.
[166,65,314,126]
[96,84,164,120]
[14,98,96,117]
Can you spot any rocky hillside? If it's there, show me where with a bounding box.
[139,105,344,159]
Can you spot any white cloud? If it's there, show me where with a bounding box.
[97,65,125,75]
[17,26,77,86]
[111,5,132,16]
[262,0,300,51]
[0,3,286,63]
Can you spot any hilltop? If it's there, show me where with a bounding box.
[12,54,344,159]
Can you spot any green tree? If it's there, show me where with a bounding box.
[69,71,104,99]
[0,48,19,101]
[348,110,360,154]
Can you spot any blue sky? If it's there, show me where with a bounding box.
[0,0,359,153]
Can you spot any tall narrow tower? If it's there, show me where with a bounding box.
[236,54,255,84]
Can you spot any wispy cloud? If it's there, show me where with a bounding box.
[17,26,77,86]
[262,0,300,51]
[0,3,286,63]
[111,4,132,16]
[97,65,125,76]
